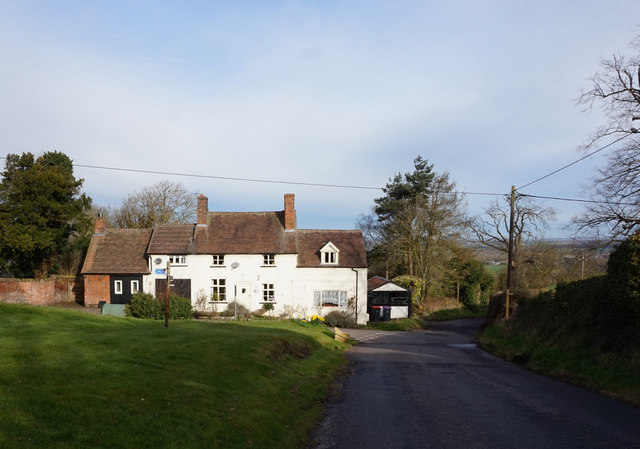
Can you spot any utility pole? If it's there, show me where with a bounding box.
[165,261,171,327]
[505,185,516,318]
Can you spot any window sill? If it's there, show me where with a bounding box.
[210,265,227,268]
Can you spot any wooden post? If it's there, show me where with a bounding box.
[505,185,516,318]
[165,262,171,327]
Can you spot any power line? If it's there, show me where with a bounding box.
[0,156,504,196]
[517,134,630,190]
[74,163,385,190]
[520,193,638,207]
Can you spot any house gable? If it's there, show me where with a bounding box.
[319,241,340,265]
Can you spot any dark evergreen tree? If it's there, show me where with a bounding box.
[0,151,91,277]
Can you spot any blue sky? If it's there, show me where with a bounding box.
[1,1,639,236]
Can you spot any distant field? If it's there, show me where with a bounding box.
[0,303,349,449]
[484,264,506,276]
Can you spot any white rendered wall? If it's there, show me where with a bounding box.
[143,254,368,325]
[370,283,411,320]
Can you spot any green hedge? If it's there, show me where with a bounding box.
[497,234,640,356]
[126,292,193,320]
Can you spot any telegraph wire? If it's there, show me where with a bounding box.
[520,193,638,207]
[0,156,504,197]
[517,134,630,190]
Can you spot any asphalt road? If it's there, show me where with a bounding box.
[308,319,640,449]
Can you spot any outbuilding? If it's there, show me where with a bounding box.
[367,276,411,321]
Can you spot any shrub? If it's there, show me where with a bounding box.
[169,294,193,320]
[126,292,163,319]
[125,292,192,320]
[220,301,250,318]
[323,310,355,328]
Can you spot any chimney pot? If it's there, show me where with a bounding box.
[95,215,106,234]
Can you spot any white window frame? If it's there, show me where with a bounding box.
[314,290,348,307]
[169,255,187,265]
[131,280,139,293]
[114,280,123,295]
[211,279,227,302]
[322,251,338,264]
[262,283,275,302]
[320,242,340,265]
[263,254,275,266]
[211,254,225,266]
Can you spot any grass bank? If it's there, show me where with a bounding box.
[0,303,349,449]
[426,305,488,321]
[479,322,640,406]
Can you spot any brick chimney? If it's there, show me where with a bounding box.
[94,214,105,235]
[197,194,208,226]
[284,193,296,231]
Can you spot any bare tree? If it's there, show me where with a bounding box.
[472,194,555,293]
[114,180,196,228]
[575,33,640,237]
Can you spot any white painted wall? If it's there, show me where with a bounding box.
[143,254,368,325]
[370,283,411,320]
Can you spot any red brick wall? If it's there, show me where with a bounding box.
[0,277,81,305]
[83,275,110,307]
[284,193,296,230]
[197,194,208,226]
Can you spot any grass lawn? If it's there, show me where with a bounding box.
[365,317,425,331]
[0,303,349,449]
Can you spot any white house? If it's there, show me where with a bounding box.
[81,194,369,324]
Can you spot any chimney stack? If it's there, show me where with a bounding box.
[197,195,208,226]
[284,193,296,230]
[94,214,105,235]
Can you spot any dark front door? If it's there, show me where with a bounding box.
[155,278,192,301]
[111,275,142,304]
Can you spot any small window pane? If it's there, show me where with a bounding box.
[262,283,275,302]
[211,278,227,301]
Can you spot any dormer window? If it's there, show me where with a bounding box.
[320,242,339,265]
[323,252,337,264]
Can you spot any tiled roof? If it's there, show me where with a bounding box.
[296,230,367,268]
[83,208,368,273]
[367,276,390,291]
[367,276,410,292]
[147,223,195,254]
[193,212,297,254]
[81,229,152,275]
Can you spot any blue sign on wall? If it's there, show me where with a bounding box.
[155,268,166,275]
